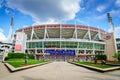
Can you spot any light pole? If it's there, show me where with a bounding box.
[25,53,28,64]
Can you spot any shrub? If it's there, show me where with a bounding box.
[113,53,120,62]
[27,54,34,59]
[101,54,107,60]
[5,56,11,60]
[8,52,25,59]
[5,52,34,60]
[94,54,107,64]
[95,54,107,60]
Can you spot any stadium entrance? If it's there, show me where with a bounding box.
[36,50,76,61]
[45,49,75,61]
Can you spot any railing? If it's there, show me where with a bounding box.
[117,41,120,44]
[26,38,105,44]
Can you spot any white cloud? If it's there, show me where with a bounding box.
[116,0,120,6]
[95,14,106,20]
[115,27,120,38]
[6,0,81,24]
[110,10,120,18]
[108,26,120,38]
[75,18,88,25]
[5,8,10,14]
[95,9,120,21]
[0,28,7,42]
[33,18,59,25]
[5,8,15,16]
[0,0,2,8]
[96,5,106,12]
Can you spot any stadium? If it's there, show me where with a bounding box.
[15,24,120,61]
[15,24,110,60]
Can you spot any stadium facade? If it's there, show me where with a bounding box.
[14,24,120,61]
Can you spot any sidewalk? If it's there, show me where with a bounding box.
[1,62,120,80]
[0,62,10,78]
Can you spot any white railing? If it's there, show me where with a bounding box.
[26,38,105,44]
[117,41,120,44]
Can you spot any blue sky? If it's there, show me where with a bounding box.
[0,0,120,41]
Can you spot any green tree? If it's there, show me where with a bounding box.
[113,53,120,62]
[5,52,34,60]
[95,54,107,60]
[95,54,107,64]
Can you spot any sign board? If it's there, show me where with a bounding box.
[14,32,27,53]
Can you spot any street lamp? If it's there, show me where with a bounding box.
[25,53,28,64]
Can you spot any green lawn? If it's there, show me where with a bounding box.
[74,61,115,69]
[6,58,49,68]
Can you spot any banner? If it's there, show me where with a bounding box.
[44,50,75,56]
[15,32,26,52]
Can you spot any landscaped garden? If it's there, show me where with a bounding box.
[5,53,49,68]
[113,52,120,63]
[71,54,120,69]
[73,61,115,69]
[5,58,48,68]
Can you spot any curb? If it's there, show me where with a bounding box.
[68,62,120,72]
[4,61,51,72]
[106,63,120,66]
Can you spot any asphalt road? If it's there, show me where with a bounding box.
[0,62,120,80]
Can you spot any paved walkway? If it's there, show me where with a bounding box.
[0,62,120,80]
[0,62,10,78]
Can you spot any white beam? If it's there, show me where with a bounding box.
[33,30,39,39]
[75,24,77,39]
[46,29,49,38]
[72,29,76,38]
[44,25,47,39]
[92,43,95,54]
[35,48,37,54]
[98,26,102,40]
[46,25,49,38]
[88,26,91,40]
[84,49,86,54]
[60,23,62,49]
[31,26,39,40]
[76,42,79,54]
[93,33,99,40]
[83,31,88,39]
[72,21,77,39]
[30,26,34,40]
[60,24,62,38]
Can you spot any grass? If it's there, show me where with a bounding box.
[6,58,49,68]
[74,61,115,69]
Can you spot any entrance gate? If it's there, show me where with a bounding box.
[44,50,76,61]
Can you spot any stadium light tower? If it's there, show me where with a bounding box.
[107,13,115,33]
[104,13,118,61]
[8,16,14,43]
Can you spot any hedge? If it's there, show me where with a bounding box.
[95,54,107,60]
[113,53,120,62]
[5,53,34,60]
